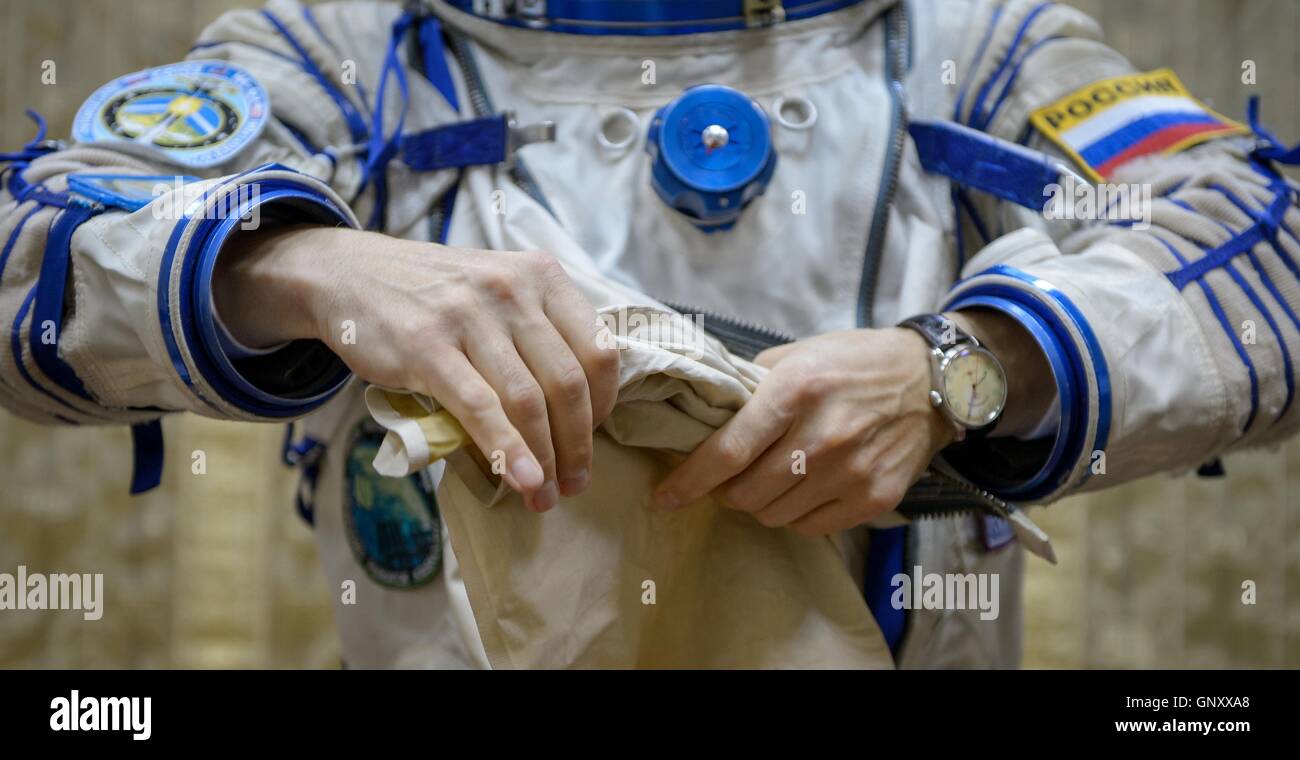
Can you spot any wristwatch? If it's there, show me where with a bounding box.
[898,313,1007,439]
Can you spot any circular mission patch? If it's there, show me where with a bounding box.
[73,60,269,168]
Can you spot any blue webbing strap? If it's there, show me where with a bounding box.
[31,203,102,402]
[910,119,1080,211]
[130,419,165,494]
[864,526,908,656]
[400,115,510,171]
[29,201,166,493]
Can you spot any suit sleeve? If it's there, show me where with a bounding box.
[0,0,383,427]
[936,0,1300,501]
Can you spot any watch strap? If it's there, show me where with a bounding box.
[898,313,974,351]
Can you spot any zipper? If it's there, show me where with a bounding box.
[659,298,1055,562]
[659,300,798,362]
[901,468,1055,564]
[445,30,555,215]
[855,2,909,329]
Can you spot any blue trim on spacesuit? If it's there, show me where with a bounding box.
[1166,219,1270,291]
[129,419,165,494]
[400,115,511,171]
[979,35,1067,132]
[1151,233,1260,434]
[302,4,374,113]
[944,265,1112,498]
[2,123,111,423]
[64,174,200,213]
[260,9,370,148]
[6,166,73,210]
[1248,95,1300,167]
[276,118,337,170]
[417,14,460,112]
[6,210,100,424]
[947,4,1002,266]
[1220,261,1293,422]
[943,293,1077,498]
[910,120,1070,211]
[1169,195,1297,423]
[965,2,1052,131]
[188,187,354,413]
[952,4,1003,126]
[10,284,80,422]
[362,12,419,231]
[0,205,41,400]
[154,165,354,417]
[443,0,865,35]
[863,525,907,654]
[1211,182,1299,275]
[983,265,1111,469]
[0,206,42,301]
[30,202,103,404]
[188,39,305,69]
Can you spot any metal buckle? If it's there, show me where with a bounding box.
[514,0,547,27]
[744,0,786,27]
[471,0,508,18]
[505,110,557,159]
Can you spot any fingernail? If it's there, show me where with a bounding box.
[534,481,560,512]
[510,457,545,491]
[654,489,681,512]
[560,469,590,496]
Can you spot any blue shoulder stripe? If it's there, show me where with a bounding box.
[1153,233,1260,433]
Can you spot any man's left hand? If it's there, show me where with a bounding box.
[652,327,955,535]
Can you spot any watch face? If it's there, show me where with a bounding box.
[941,346,1007,428]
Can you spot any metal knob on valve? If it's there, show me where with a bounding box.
[645,84,777,232]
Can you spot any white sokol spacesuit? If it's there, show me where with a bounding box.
[3,0,1300,668]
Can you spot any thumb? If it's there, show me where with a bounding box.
[755,341,798,368]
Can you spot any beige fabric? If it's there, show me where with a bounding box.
[366,306,892,669]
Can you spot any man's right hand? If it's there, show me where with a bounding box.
[213,225,621,513]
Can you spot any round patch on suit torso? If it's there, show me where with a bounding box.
[343,421,442,589]
[73,60,268,168]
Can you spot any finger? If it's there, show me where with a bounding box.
[715,430,807,513]
[754,341,799,368]
[464,330,560,512]
[420,349,545,500]
[541,275,621,427]
[654,388,792,511]
[789,499,861,537]
[512,315,595,496]
[751,469,845,528]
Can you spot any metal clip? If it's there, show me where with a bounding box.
[471,0,508,19]
[514,0,548,27]
[744,0,786,27]
[505,111,557,159]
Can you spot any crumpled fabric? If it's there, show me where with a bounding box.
[365,305,891,668]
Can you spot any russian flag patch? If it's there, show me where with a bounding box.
[1029,69,1248,182]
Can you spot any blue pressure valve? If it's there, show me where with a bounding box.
[646,84,777,232]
